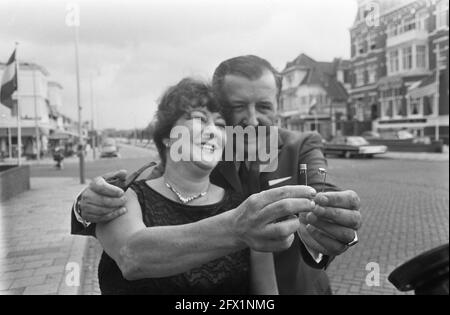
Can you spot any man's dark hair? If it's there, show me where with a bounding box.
[153,78,222,165]
[212,55,282,121]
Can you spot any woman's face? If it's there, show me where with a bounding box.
[167,107,226,171]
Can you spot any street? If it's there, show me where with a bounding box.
[30,143,159,180]
[68,145,449,295]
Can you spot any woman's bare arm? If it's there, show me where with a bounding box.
[96,189,245,280]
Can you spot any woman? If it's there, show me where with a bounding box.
[96,78,278,295]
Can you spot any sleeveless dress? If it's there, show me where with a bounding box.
[98,180,250,295]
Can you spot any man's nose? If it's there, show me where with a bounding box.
[246,105,258,127]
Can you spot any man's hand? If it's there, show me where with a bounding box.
[231,185,317,252]
[79,170,129,223]
[298,190,362,257]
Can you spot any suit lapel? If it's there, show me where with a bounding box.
[211,160,242,193]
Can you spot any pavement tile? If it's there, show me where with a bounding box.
[0,280,13,290]
[10,275,47,289]
[33,265,65,276]
[23,283,59,295]
[0,288,26,295]
[0,269,35,281]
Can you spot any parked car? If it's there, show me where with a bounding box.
[100,138,120,158]
[324,136,388,158]
[361,130,381,141]
[361,130,442,152]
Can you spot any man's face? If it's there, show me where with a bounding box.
[222,71,278,128]
[222,71,278,156]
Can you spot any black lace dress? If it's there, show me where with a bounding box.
[98,180,250,295]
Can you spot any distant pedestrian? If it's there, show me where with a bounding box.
[53,146,64,170]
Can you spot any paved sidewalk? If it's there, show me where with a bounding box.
[0,177,90,295]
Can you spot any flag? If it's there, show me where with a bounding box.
[0,50,17,110]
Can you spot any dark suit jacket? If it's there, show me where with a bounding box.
[71,128,338,294]
[210,129,338,294]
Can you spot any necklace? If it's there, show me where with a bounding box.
[165,180,209,204]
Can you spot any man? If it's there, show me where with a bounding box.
[72,55,361,294]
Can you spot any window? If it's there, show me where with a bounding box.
[387,23,398,37]
[355,68,365,87]
[416,11,428,31]
[437,43,447,70]
[357,39,366,55]
[423,95,435,116]
[368,65,377,83]
[403,16,416,32]
[395,98,405,116]
[368,32,377,50]
[436,0,449,29]
[385,100,393,117]
[416,45,427,68]
[402,47,413,70]
[410,97,421,116]
[389,50,399,73]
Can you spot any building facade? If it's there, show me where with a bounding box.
[350,0,449,143]
[279,54,351,140]
[0,61,85,159]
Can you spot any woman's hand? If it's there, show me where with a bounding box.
[230,185,316,252]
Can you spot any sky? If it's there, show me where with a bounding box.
[0,0,358,130]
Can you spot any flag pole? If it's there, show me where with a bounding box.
[15,42,22,166]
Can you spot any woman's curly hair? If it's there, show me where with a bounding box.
[153,78,222,165]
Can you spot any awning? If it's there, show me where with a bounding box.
[408,74,437,99]
[48,130,80,140]
[0,127,50,137]
[377,75,404,91]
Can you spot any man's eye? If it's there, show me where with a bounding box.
[257,103,273,111]
[232,103,245,110]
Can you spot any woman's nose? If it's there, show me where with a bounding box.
[203,123,219,139]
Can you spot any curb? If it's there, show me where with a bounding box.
[57,235,89,295]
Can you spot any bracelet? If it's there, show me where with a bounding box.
[76,198,91,228]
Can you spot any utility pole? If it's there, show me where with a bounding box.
[435,42,440,141]
[74,25,85,184]
[90,74,96,160]
[66,3,85,184]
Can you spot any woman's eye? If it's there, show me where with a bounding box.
[191,115,207,122]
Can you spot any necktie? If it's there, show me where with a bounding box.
[238,162,260,196]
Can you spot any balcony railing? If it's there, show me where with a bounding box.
[387,29,428,47]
